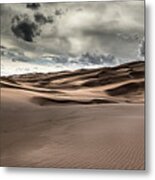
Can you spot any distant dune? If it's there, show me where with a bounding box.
[0,61,145,169]
[1,61,144,104]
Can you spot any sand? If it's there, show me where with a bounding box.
[0,61,145,169]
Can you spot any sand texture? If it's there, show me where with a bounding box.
[0,61,145,169]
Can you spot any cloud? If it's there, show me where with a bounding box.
[11,14,41,42]
[34,13,47,25]
[34,13,54,25]
[26,3,41,10]
[138,38,145,58]
[55,9,64,16]
[11,12,54,43]
[1,1,144,59]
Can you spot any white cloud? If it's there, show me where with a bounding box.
[1,1,144,58]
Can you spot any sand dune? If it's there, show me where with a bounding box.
[1,61,144,104]
[0,61,145,169]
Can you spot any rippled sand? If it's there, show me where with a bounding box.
[0,61,145,169]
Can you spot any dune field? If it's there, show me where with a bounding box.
[0,61,145,169]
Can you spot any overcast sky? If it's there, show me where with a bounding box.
[1,1,144,59]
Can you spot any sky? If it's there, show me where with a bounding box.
[1,1,144,59]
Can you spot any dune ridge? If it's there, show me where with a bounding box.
[0,61,144,104]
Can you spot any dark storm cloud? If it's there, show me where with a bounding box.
[26,3,41,10]
[34,13,47,25]
[1,1,144,59]
[11,11,54,42]
[34,13,54,25]
[11,14,41,42]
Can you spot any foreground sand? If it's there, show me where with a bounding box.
[0,61,145,169]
